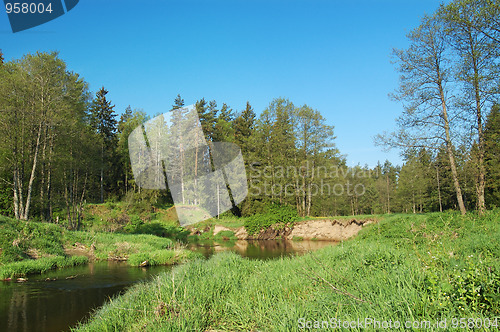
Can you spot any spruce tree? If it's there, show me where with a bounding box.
[90,87,117,203]
[234,101,256,154]
[484,104,500,207]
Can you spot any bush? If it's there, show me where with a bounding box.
[124,220,190,241]
[244,204,299,235]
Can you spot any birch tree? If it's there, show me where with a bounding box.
[438,0,500,213]
[376,15,467,214]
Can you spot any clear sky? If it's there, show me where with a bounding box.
[1,0,445,167]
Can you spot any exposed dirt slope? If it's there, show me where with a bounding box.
[230,218,376,241]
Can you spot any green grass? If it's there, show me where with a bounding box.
[0,256,88,279]
[0,215,196,279]
[73,210,500,331]
[65,231,176,260]
[213,230,237,241]
[189,215,245,232]
[128,249,200,267]
[0,215,67,263]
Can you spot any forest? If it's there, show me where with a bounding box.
[0,0,499,226]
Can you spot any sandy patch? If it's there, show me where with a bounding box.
[288,219,369,241]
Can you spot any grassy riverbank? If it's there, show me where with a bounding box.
[74,211,500,331]
[0,215,197,279]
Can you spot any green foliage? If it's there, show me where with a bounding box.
[2,45,500,223]
[124,220,190,242]
[244,204,299,235]
[449,259,500,313]
[485,105,500,208]
[423,255,500,315]
[0,184,12,217]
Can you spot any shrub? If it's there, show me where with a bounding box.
[244,204,299,235]
[124,220,190,241]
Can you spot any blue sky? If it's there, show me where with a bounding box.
[1,0,444,167]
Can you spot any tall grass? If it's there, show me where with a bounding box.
[74,210,500,331]
[65,231,176,260]
[128,249,199,267]
[0,215,66,264]
[0,256,88,279]
[0,215,195,279]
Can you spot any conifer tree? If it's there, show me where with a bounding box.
[90,87,117,203]
[484,104,500,207]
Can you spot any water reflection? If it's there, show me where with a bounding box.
[0,261,170,332]
[189,239,337,259]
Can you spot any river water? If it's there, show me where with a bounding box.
[0,239,336,332]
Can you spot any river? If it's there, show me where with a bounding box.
[0,239,336,332]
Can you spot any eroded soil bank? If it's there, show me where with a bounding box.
[212,218,377,241]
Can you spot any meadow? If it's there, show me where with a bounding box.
[73,210,500,331]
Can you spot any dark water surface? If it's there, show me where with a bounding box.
[0,239,337,332]
[0,261,171,332]
[189,239,336,259]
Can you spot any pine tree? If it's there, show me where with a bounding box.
[484,104,500,207]
[214,103,234,142]
[233,101,256,155]
[168,95,189,205]
[173,94,184,110]
[197,99,217,140]
[90,87,117,203]
[118,105,133,132]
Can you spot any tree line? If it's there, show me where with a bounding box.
[0,0,498,224]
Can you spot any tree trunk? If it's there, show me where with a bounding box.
[439,85,466,215]
[22,120,43,220]
[386,174,390,214]
[100,141,104,203]
[470,34,486,214]
[13,169,20,219]
[436,166,443,212]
